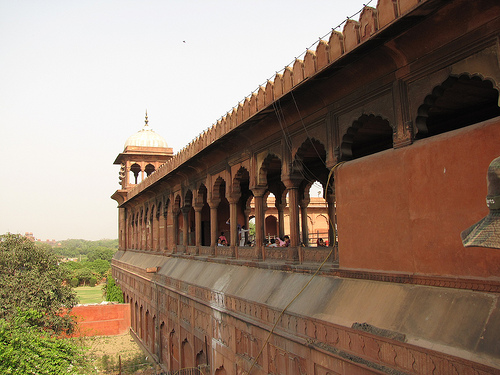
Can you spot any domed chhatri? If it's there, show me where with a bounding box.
[124,111,169,150]
[113,112,174,195]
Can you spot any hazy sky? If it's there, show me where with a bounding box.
[0,0,367,241]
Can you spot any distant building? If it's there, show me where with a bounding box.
[24,232,61,246]
[112,1,500,374]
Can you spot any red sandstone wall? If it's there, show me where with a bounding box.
[71,304,131,337]
[336,119,500,278]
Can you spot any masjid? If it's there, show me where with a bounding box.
[112,0,500,374]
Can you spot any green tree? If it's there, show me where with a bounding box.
[0,233,77,334]
[0,309,90,374]
[87,247,115,262]
[102,273,124,303]
[85,258,111,277]
[74,267,95,286]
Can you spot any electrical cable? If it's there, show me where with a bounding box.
[290,90,328,169]
[244,161,345,375]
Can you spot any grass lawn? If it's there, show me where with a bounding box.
[75,285,105,304]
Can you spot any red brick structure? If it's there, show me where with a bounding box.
[70,304,131,337]
[112,0,500,373]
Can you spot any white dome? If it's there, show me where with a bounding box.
[124,115,168,149]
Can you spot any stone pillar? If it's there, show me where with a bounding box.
[284,180,301,247]
[300,198,310,246]
[276,203,286,239]
[228,195,240,247]
[182,206,190,249]
[244,208,251,245]
[141,218,146,250]
[172,208,179,252]
[133,221,137,249]
[326,191,336,248]
[194,204,203,248]
[208,200,220,248]
[163,209,169,252]
[251,188,266,254]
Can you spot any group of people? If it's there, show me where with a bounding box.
[265,235,290,247]
[217,225,251,247]
[218,231,327,248]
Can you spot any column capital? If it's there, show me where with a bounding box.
[282,177,302,190]
[250,187,267,198]
[299,198,310,207]
[227,195,240,205]
[208,199,221,209]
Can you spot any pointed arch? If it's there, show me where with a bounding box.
[259,153,284,196]
[415,74,500,139]
[145,163,155,176]
[340,114,393,161]
[293,138,329,187]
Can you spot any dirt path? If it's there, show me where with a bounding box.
[84,332,157,374]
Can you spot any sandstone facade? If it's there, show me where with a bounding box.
[112,0,500,373]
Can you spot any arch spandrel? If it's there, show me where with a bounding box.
[194,183,208,207]
[230,166,251,201]
[291,138,330,189]
[230,160,251,185]
[208,171,231,202]
[450,46,500,104]
[173,194,182,213]
[255,151,281,188]
[183,189,193,208]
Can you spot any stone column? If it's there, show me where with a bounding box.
[194,204,203,248]
[228,195,240,248]
[284,180,301,247]
[163,209,169,252]
[134,220,137,249]
[244,208,251,245]
[141,217,146,250]
[208,200,220,248]
[326,191,336,248]
[181,207,190,249]
[276,202,286,239]
[172,208,179,253]
[251,188,266,255]
[300,198,310,246]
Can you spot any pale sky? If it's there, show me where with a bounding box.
[0,0,367,241]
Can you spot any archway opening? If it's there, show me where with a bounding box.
[341,114,393,160]
[416,75,500,139]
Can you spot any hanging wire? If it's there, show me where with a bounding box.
[211,1,373,126]
[290,90,328,169]
[244,161,345,375]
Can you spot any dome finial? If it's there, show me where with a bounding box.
[145,110,149,127]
